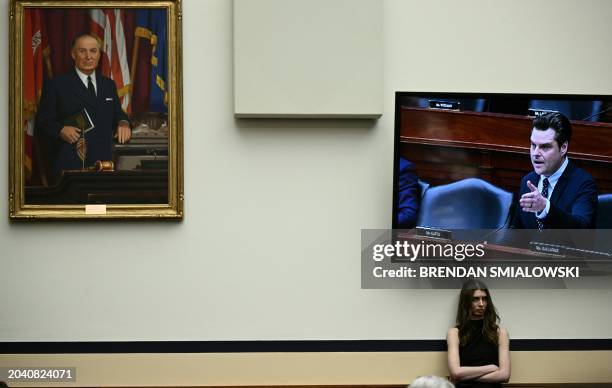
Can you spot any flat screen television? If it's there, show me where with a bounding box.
[381,92,612,289]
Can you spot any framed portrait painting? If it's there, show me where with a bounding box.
[9,0,183,219]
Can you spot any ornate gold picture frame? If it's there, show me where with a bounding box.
[9,0,183,220]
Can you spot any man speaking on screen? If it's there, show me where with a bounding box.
[512,112,597,229]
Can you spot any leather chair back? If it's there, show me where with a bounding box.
[596,194,612,229]
[417,178,513,229]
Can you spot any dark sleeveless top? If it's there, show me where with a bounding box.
[456,319,501,388]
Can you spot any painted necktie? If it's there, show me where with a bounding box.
[536,178,550,230]
[87,75,96,98]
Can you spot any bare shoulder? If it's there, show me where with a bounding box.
[497,326,510,339]
[497,326,510,346]
[447,327,459,339]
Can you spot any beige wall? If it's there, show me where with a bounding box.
[234,0,383,117]
[2,351,612,386]
[1,0,612,385]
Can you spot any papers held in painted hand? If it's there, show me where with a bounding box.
[63,107,94,133]
[63,108,94,164]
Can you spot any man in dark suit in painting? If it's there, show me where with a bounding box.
[36,34,131,183]
[512,112,597,229]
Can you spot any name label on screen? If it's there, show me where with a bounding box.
[415,226,452,240]
[529,241,566,257]
[429,100,460,110]
[528,108,560,117]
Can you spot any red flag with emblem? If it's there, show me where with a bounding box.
[23,9,48,182]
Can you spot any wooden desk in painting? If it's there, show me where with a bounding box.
[25,170,168,205]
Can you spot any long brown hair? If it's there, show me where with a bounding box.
[455,279,500,346]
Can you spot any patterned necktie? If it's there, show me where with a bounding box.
[87,75,96,98]
[536,178,550,230]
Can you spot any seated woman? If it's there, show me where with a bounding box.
[446,279,510,388]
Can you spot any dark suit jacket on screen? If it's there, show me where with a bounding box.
[396,158,420,228]
[511,161,598,229]
[36,69,128,182]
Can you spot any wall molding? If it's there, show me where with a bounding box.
[2,339,611,354]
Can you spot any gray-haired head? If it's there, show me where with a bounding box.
[408,375,455,388]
